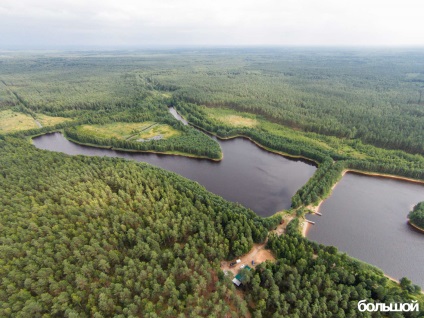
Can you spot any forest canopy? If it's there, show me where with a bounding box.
[409,202,424,230]
[1,49,424,316]
[1,49,423,155]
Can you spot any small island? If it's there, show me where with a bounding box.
[408,202,424,233]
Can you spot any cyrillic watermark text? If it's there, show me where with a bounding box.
[358,299,419,312]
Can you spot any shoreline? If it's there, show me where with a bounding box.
[30,118,424,293]
[187,121,319,166]
[32,131,223,162]
[345,169,424,186]
[302,220,310,237]
[170,107,318,166]
[180,110,424,185]
[300,171,424,292]
[302,170,347,237]
[302,168,424,238]
[408,219,424,234]
[65,133,224,161]
[384,274,399,284]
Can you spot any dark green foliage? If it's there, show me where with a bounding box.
[246,234,424,317]
[64,123,221,159]
[346,159,424,181]
[408,202,424,229]
[160,49,424,154]
[174,101,424,181]
[0,137,268,317]
[175,101,335,163]
[7,96,222,159]
[2,49,424,156]
[284,218,301,237]
[292,159,345,207]
[399,277,422,295]
[260,214,283,231]
[1,50,424,317]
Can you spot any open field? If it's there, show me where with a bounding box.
[36,114,72,127]
[75,122,180,141]
[0,110,38,132]
[203,106,412,162]
[2,50,424,317]
[134,123,180,140]
[1,50,423,154]
[207,108,258,128]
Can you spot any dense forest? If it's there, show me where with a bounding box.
[173,101,424,190]
[409,202,424,230]
[1,49,424,155]
[291,159,345,208]
[150,49,424,155]
[64,123,221,160]
[1,138,422,317]
[0,137,275,317]
[244,230,422,317]
[1,50,424,316]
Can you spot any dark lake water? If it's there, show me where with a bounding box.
[307,173,424,287]
[32,132,316,217]
[32,109,424,286]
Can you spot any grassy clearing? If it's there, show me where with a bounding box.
[0,110,38,133]
[260,121,367,160]
[136,124,180,140]
[207,108,258,128]
[204,107,368,160]
[36,114,72,127]
[75,122,180,141]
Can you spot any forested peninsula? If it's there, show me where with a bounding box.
[1,49,424,316]
[409,202,424,232]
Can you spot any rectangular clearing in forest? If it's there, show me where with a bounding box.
[207,108,258,128]
[36,114,72,127]
[205,107,368,160]
[76,122,180,141]
[0,110,38,133]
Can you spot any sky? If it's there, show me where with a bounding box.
[1,0,424,49]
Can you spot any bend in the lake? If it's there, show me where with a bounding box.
[32,132,316,217]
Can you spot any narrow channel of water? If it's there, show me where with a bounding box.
[32,131,316,217]
[307,173,424,287]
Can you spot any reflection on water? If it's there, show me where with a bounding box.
[33,109,424,287]
[32,132,316,217]
[307,173,424,287]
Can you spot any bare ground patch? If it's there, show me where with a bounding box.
[221,243,276,276]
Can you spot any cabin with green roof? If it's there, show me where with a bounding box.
[232,265,252,286]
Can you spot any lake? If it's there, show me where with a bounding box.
[32,131,316,217]
[307,173,424,287]
[32,109,424,287]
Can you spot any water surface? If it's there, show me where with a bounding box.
[307,173,424,287]
[33,132,316,217]
[32,111,424,286]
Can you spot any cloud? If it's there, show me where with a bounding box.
[0,0,424,48]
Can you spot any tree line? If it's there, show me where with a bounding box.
[1,137,422,317]
[241,229,423,317]
[409,202,424,230]
[0,137,281,317]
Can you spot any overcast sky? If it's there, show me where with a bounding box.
[1,0,424,49]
